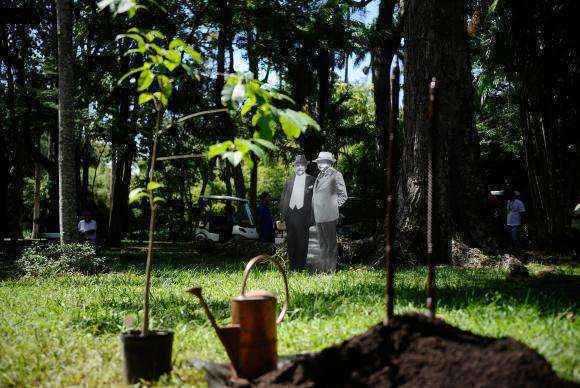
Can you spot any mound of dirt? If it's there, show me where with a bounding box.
[253,314,573,387]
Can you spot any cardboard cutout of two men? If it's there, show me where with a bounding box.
[279,155,315,270]
[279,152,348,272]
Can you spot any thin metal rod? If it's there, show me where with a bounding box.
[426,77,438,319]
[384,58,400,324]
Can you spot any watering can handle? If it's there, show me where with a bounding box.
[241,254,289,324]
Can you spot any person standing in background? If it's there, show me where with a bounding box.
[506,190,526,249]
[78,210,97,243]
[257,192,275,243]
[279,155,315,270]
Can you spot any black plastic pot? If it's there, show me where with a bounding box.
[120,330,173,384]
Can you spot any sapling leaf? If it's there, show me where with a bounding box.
[129,188,147,204]
[252,138,278,151]
[246,141,267,159]
[137,69,154,91]
[240,96,256,116]
[147,181,164,191]
[224,151,243,166]
[207,141,234,158]
[278,110,302,138]
[138,92,155,105]
[165,49,181,64]
[117,64,150,86]
[153,197,166,204]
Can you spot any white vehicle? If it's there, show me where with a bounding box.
[194,196,259,243]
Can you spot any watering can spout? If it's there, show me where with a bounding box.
[186,287,241,370]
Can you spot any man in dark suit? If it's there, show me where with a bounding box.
[279,155,315,270]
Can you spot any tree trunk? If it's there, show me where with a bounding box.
[47,125,60,232]
[32,164,42,239]
[400,0,484,262]
[318,48,331,130]
[372,0,398,170]
[57,0,78,242]
[6,25,30,239]
[510,0,577,247]
[108,47,133,246]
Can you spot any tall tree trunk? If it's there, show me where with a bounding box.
[80,130,91,210]
[57,0,78,242]
[47,125,60,231]
[510,0,576,247]
[6,25,30,239]
[108,47,133,246]
[318,48,331,131]
[399,0,484,262]
[372,0,398,170]
[32,164,42,239]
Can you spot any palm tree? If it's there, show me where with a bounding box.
[56,0,78,242]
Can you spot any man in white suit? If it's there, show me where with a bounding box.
[311,151,348,271]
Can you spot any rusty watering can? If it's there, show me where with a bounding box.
[187,254,289,379]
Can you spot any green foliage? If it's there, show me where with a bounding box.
[17,243,112,277]
[212,72,320,165]
[116,28,202,110]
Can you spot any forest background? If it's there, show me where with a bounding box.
[1,0,578,258]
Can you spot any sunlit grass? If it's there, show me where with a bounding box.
[0,255,578,386]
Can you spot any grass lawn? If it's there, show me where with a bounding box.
[0,253,578,386]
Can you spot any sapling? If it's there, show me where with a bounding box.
[101,0,320,339]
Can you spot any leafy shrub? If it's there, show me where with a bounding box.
[18,243,112,277]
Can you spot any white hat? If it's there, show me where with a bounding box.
[313,151,336,163]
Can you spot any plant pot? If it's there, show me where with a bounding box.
[120,330,173,384]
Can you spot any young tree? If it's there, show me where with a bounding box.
[56,0,78,242]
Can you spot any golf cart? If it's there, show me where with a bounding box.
[194,195,258,243]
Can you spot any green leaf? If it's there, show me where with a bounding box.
[234,138,251,154]
[116,33,145,49]
[169,38,187,50]
[149,54,163,64]
[153,91,168,106]
[157,75,172,98]
[295,111,320,131]
[240,96,256,116]
[117,64,150,86]
[163,60,179,72]
[97,0,117,11]
[246,141,267,159]
[252,138,278,151]
[207,141,234,159]
[147,181,164,191]
[116,0,136,14]
[153,196,166,204]
[278,110,302,138]
[137,69,154,91]
[165,49,181,64]
[145,30,165,42]
[129,187,147,204]
[224,151,243,166]
[138,92,155,105]
[488,0,500,14]
[256,115,275,139]
[270,91,296,104]
[124,47,147,56]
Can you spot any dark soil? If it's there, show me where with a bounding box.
[253,314,575,388]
